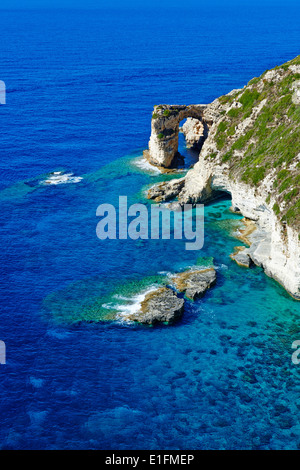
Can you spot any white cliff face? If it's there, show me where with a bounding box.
[148,131,177,168]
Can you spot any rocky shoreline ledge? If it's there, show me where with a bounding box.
[146,56,300,300]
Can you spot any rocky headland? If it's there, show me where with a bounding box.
[147,56,300,299]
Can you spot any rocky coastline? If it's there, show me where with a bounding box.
[146,56,300,300]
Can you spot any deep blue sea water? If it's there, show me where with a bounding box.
[0,6,300,450]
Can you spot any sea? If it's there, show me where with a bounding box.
[0,5,300,449]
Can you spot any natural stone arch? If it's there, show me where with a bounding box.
[181,117,209,151]
[146,104,208,168]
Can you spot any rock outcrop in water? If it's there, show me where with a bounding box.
[147,56,300,299]
[127,268,217,324]
[230,246,253,268]
[128,287,184,325]
[172,268,217,300]
[147,177,185,202]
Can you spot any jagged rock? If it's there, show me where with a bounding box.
[128,287,184,325]
[147,177,185,202]
[182,117,208,149]
[235,218,257,245]
[173,268,217,300]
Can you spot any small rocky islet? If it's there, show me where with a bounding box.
[146,55,300,301]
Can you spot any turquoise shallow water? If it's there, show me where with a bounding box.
[0,6,300,449]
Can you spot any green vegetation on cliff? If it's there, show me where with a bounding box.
[212,55,300,229]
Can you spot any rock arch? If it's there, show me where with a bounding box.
[146,104,208,168]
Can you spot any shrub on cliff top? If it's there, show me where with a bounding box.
[273,203,280,215]
[227,108,240,118]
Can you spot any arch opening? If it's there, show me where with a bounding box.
[147,104,210,168]
[179,117,210,168]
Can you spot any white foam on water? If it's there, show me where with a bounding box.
[112,294,133,301]
[102,303,118,310]
[216,263,229,270]
[132,156,162,174]
[179,264,214,272]
[40,171,83,185]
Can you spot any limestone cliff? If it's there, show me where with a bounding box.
[147,55,300,299]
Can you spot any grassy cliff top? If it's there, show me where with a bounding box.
[210,55,300,231]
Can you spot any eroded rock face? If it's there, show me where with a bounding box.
[128,287,184,324]
[148,104,208,167]
[173,268,217,300]
[182,117,208,149]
